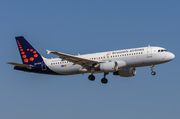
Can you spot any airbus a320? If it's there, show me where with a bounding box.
[8,36,175,84]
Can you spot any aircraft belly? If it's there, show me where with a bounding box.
[48,64,81,75]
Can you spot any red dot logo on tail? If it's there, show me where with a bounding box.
[16,37,43,64]
[30,57,34,61]
[34,54,38,57]
[24,58,28,63]
[21,52,25,54]
[22,55,27,58]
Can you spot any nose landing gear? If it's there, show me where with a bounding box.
[151,65,156,75]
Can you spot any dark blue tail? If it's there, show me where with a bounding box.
[15,36,43,65]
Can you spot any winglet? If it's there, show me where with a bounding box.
[46,49,51,54]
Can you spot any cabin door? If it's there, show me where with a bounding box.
[41,61,47,70]
[147,48,152,58]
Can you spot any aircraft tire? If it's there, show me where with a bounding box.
[101,78,108,84]
[88,74,95,81]
[151,71,156,75]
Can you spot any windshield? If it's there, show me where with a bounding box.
[158,49,168,52]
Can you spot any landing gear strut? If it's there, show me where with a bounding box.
[151,65,156,75]
[101,73,109,84]
[88,68,95,81]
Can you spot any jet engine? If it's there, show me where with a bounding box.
[100,62,118,72]
[113,68,136,77]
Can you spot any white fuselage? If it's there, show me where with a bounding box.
[42,46,175,75]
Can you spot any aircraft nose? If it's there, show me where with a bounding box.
[169,53,175,60]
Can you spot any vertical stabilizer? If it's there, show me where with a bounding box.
[15,36,43,65]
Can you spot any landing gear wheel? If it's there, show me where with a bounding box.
[88,74,95,81]
[101,78,108,84]
[150,65,156,76]
[151,71,156,75]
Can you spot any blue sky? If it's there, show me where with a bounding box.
[0,0,179,119]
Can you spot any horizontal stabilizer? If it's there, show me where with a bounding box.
[7,62,34,68]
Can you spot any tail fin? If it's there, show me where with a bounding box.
[15,36,43,65]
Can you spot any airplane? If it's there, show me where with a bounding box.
[7,36,175,84]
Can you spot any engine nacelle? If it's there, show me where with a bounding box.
[113,68,136,77]
[100,62,118,72]
[116,60,126,69]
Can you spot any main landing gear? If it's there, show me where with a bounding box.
[88,68,95,81]
[101,73,109,84]
[88,74,95,81]
[151,65,156,75]
[88,73,109,84]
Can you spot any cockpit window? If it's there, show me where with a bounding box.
[158,49,168,52]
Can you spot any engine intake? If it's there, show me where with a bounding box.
[113,68,136,77]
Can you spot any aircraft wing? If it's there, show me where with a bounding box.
[7,62,34,68]
[47,50,104,68]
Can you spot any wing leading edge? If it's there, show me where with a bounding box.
[47,50,105,68]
